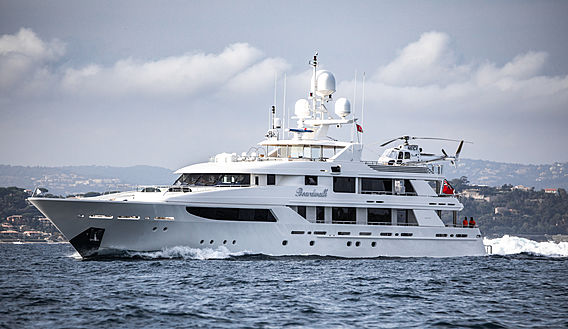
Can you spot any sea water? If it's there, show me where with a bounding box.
[1,236,567,328]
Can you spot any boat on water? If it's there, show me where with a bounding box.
[30,54,486,259]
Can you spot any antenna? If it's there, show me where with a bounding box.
[351,70,357,143]
[272,72,277,130]
[282,73,287,138]
[361,72,366,144]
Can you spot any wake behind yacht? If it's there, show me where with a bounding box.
[30,54,486,258]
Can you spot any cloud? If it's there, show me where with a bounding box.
[61,43,272,98]
[0,28,64,93]
[376,31,470,87]
[1,28,567,166]
[344,32,568,163]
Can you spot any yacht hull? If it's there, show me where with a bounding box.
[30,198,486,259]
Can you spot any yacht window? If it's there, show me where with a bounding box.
[175,173,250,186]
[291,146,302,158]
[404,152,411,159]
[316,206,325,223]
[333,177,355,193]
[305,176,318,185]
[267,174,276,185]
[397,152,404,160]
[367,208,391,225]
[303,146,312,158]
[361,178,392,194]
[278,146,289,158]
[332,207,356,224]
[323,147,335,159]
[297,206,307,219]
[404,180,415,194]
[311,146,322,159]
[255,176,259,185]
[186,207,276,222]
[396,209,418,226]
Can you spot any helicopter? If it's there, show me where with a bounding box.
[377,136,471,166]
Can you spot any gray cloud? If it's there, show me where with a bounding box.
[0,28,567,168]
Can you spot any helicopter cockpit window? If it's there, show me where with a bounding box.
[397,152,404,160]
[404,152,410,159]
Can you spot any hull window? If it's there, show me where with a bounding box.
[186,207,277,222]
[297,206,307,219]
[316,206,325,223]
[267,174,276,185]
[332,207,356,224]
[367,208,391,225]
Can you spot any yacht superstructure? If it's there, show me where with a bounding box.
[30,54,486,258]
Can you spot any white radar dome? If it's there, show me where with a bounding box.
[315,70,336,96]
[334,98,351,117]
[294,99,311,118]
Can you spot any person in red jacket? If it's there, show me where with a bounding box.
[469,217,476,228]
[463,217,469,228]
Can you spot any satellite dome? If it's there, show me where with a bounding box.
[315,70,336,96]
[294,99,311,118]
[334,98,351,117]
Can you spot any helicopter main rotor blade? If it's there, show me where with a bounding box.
[380,137,403,147]
[455,140,464,160]
[414,137,473,143]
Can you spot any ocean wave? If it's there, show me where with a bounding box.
[484,235,568,257]
[128,246,249,260]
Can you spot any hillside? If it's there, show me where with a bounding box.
[0,165,176,195]
[0,160,566,195]
[444,160,567,189]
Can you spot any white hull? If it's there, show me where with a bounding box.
[30,198,486,258]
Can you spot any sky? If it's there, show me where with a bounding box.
[1,0,567,170]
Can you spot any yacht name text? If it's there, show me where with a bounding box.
[295,188,328,197]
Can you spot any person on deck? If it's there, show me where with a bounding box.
[469,217,476,228]
[463,217,469,228]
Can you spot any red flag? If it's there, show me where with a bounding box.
[356,124,363,133]
[442,179,454,195]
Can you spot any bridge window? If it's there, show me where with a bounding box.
[186,207,276,222]
[333,177,355,193]
[175,173,250,186]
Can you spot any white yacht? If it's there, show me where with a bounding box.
[30,54,486,259]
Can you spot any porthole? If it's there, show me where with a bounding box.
[200,240,204,244]
[163,227,168,231]
[355,241,360,247]
[282,240,288,246]
[371,241,377,247]
[309,240,315,246]
[232,240,236,244]
[223,240,227,244]
[347,241,352,247]
[395,233,399,236]
[209,240,214,244]
[450,234,454,237]
[152,227,157,231]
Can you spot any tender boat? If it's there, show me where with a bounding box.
[30,54,486,258]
